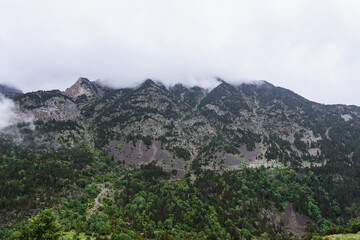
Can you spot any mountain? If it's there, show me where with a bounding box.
[9,78,360,172]
[1,78,360,239]
[0,84,23,98]
[63,77,106,99]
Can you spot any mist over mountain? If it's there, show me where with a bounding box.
[5,77,360,171]
[0,84,23,98]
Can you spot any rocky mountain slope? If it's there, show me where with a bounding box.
[64,77,108,100]
[6,77,360,173]
[2,77,360,239]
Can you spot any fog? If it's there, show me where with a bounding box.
[1,0,360,105]
[0,94,18,130]
[0,94,35,138]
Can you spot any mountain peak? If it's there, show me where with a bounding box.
[75,77,91,85]
[64,77,101,99]
[215,77,227,84]
[135,79,164,92]
[216,80,237,92]
[142,79,157,87]
[257,80,275,88]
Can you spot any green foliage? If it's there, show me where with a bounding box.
[294,132,308,153]
[16,209,61,240]
[35,119,84,133]
[2,162,360,239]
[173,146,191,160]
[323,225,345,235]
[0,139,96,219]
[348,218,360,233]
[303,221,319,240]
[142,135,152,147]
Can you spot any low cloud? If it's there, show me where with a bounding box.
[1,1,360,105]
[0,94,18,129]
[0,94,35,139]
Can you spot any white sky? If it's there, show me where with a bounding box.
[1,0,360,105]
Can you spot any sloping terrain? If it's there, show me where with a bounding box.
[1,78,360,239]
[7,77,360,172]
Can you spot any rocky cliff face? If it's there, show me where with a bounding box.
[9,78,360,171]
[16,90,81,121]
[13,90,85,149]
[64,77,103,99]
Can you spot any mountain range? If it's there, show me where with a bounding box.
[4,77,360,175]
[1,77,360,239]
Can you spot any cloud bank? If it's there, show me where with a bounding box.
[0,94,35,136]
[0,94,19,130]
[1,0,360,105]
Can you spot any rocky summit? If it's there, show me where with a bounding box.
[63,77,105,99]
[8,77,360,174]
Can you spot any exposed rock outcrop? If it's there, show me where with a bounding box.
[11,77,360,171]
[273,203,314,237]
[17,90,81,121]
[64,77,102,99]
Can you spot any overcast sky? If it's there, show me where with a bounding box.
[1,0,360,105]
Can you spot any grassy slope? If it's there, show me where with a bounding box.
[326,233,360,240]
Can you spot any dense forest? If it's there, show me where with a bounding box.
[0,137,360,240]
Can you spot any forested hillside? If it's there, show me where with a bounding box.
[1,78,360,239]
